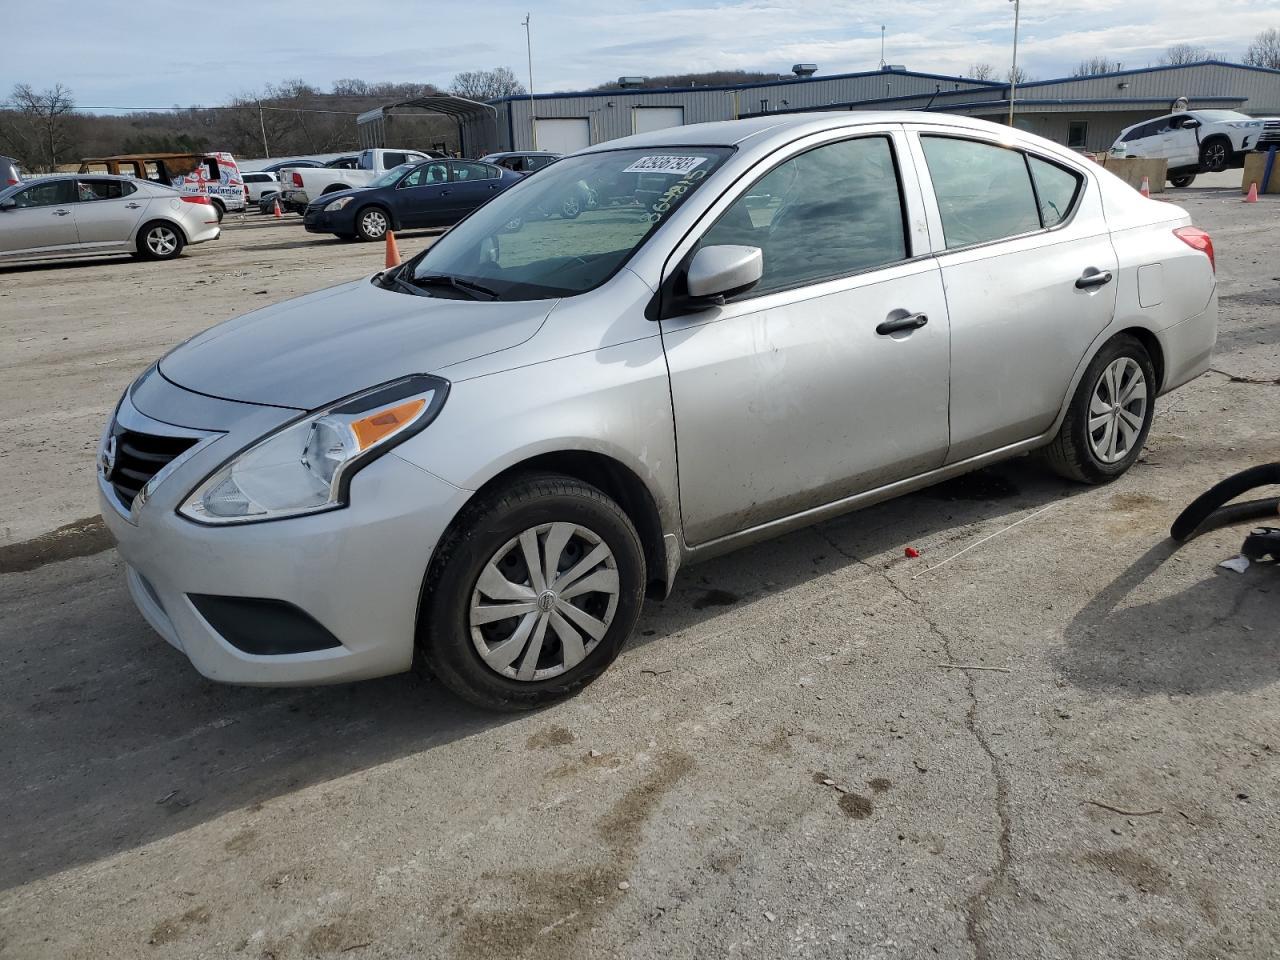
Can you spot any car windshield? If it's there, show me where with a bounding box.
[404,146,734,301]
[1193,110,1252,122]
[370,163,415,189]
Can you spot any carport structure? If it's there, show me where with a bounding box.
[357,94,499,158]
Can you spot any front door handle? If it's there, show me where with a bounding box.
[440,189,451,196]
[52,209,70,216]
[876,312,929,336]
[1075,269,1113,289]
[125,202,141,209]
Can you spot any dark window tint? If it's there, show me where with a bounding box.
[244,173,272,183]
[402,162,449,186]
[526,155,555,170]
[1067,121,1088,149]
[75,179,135,201]
[12,179,76,207]
[698,136,907,297]
[383,152,409,167]
[450,161,500,181]
[921,136,1041,248]
[1027,156,1081,227]
[204,158,220,181]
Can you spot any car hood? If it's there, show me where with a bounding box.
[159,277,554,409]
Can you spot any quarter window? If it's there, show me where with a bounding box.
[1027,156,1082,228]
[697,135,908,297]
[921,136,1041,248]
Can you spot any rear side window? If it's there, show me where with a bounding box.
[75,179,135,201]
[450,161,500,181]
[698,135,908,297]
[1027,156,1082,228]
[383,152,408,167]
[527,155,555,171]
[921,136,1041,248]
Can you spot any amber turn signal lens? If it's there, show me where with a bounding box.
[351,399,427,451]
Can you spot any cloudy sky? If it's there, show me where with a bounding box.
[5,0,1276,107]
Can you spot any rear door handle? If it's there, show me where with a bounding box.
[876,312,929,336]
[1075,269,1113,289]
[52,209,70,216]
[125,202,141,209]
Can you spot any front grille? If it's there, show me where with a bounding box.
[107,426,197,509]
[1259,120,1280,148]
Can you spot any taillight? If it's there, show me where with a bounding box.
[181,195,211,205]
[291,172,303,187]
[1173,226,1215,274]
[5,178,17,186]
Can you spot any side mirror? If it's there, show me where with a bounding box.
[686,244,763,301]
[0,198,14,211]
[1182,118,1200,129]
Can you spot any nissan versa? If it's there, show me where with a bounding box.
[98,113,1217,709]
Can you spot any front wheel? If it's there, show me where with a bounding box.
[1043,335,1156,484]
[1199,139,1230,173]
[1170,174,1196,188]
[419,474,646,710]
[133,221,186,261]
[354,206,390,242]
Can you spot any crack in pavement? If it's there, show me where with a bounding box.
[817,526,1014,960]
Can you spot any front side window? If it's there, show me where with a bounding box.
[11,179,75,207]
[1027,156,1082,228]
[406,147,733,300]
[397,162,447,187]
[697,135,908,297]
[922,136,1041,248]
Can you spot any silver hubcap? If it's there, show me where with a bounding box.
[362,210,387,236]
[562,197,580,216]
[469,522,620,681]
[147,227,177,255]
[1088,357,1147,464]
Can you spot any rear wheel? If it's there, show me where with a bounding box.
[1170,174,1196,188]
[133,221,186,261]
[419,473,646,710]
[209,198,226,222]
[1043,335,1156,484]
[354,206,390,242]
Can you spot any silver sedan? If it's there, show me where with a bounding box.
[98,112,1217,709]
[0,174,220,263]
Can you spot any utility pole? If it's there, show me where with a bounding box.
[257,99,270,158]
[880,25,886,69]
[1008,0,1021,127]
[522,12,537,149]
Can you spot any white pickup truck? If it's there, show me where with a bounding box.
[278,148,442,209]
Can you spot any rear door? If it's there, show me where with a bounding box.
[661,129,951,544]
[0,179,79,256]
[445,161,504,220]
[394,161,451,227]
[70,178,147,248]
[910,131,1118,461]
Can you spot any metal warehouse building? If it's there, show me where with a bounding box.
[388,60,1280,157]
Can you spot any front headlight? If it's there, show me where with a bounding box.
[179,375,448,525]
[324,196,354,212]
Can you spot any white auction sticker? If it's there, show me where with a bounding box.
[622,155,708,176]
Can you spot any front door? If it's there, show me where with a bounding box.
[70,178,147,249]
[912,132,1119,461]
[394,161,451,228]
[1165,115,1201,167]
[661,133,951,545]
[0,179,79,256]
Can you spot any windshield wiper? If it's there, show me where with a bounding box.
[409,273,500,301]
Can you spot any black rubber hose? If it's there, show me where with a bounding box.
[1170,463,1280,543]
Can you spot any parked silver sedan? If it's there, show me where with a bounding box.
[0,174,220,263]
[98,113,1217,709]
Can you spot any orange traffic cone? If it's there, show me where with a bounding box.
[1139,176,1151,198]
[272,198,282,218]
[384,229,401,268]
[1244,181,1259,203]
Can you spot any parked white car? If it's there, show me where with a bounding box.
[279,148,439,206]
[241,171,279,203]
[1110,109,1275,186]
[0,174,220,262]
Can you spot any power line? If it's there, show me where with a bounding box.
[1,103,361,115]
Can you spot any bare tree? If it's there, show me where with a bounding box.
[1159,43,1221,65]
[1009,65,1033,84]
[449,67,526,102]
[967,63,996,80]
[1073,57,1123,76]
[1244,28,1280,69]
[0,83,78,171]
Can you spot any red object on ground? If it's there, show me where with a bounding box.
[905,547,921,558]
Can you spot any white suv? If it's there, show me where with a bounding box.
[1110,109,1272,187]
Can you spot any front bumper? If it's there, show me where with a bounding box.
[303,206,349,234]
[98,377,470,686]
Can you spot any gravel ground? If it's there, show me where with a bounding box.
[1,187,1278,960]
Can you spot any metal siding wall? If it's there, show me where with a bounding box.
[1018,64,1280,113]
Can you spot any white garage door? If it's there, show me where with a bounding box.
[534,118,590,154]
[633,106,685,134]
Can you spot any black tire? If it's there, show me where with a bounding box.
[133,220,186,261]
[1170,174,1196,188]
[334,232,359,242]
[560,193,583,219]
[1044,334,1157,484]
[1199,138,1230,173]
[209,198,226,222]
[354,205,391,242]
[419,473,646,711]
